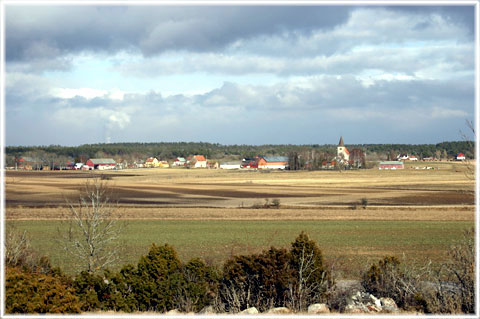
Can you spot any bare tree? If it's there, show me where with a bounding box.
[59,178,125,273]
[460,119,476,180]
[286,247,329,312]
[5,226,32,267]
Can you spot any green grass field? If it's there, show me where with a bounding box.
[7,219,473,278]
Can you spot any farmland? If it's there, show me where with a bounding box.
[4,161,475,276]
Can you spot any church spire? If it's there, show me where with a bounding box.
[338,136,344,146]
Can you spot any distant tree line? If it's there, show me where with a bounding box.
[4,141,474,167]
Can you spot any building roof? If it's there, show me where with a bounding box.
[19,156,37,162]
[338,136,345,146]
[194,155,206,161]
[146,157,157,163]
[457,153,465,157]
[262,156,289,163]
[175,157,186,162]
[88,158,116,165]
[380,161,404,165]
[221,161,242,165]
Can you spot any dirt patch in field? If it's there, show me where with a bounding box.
[377,192,474,205]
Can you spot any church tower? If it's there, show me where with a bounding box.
[337,136,350,162]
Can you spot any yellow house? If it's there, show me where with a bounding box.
[159,161,170,168]
[145,157,159,168]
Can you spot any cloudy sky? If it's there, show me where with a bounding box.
[4,4,476,146]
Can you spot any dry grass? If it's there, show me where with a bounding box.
[5,164,475,211]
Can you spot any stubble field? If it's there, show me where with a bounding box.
[4,161,475,276]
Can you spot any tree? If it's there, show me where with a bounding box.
[59,178,125,273]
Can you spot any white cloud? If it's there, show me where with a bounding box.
[431,106,468,119]
[50,87,127,100]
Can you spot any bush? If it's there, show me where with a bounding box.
[219,247,292,312]
[5,267,82,314]
[361,256,425,310]
[217,232,332,313]
[287,231,333,311]
[422,228,475,314]
[175,258,219,312]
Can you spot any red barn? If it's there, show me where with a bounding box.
[85,158,116,170]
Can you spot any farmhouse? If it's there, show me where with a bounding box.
[173,157,186,166]
[258,156,289,170]
[158,161,170,168]
[17,156,40,170]
[145,157,159,168]
[188,155,207,168]
[456,153,466,160]
[398,154,418,161]
[85,158,116,170]
[379,161,404,170]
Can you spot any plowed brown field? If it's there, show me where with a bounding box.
[5,164,475,221]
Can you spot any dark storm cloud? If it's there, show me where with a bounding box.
[5,6,352,63]
[385,5,475,34]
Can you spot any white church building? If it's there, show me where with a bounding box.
[337,136,350,163]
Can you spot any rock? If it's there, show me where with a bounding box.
[380,297,399,313]
[198,305,215,314]
[345,306,364,314]
[267,307,292,314]
[165,309,181,315]
[369,294,382,308]
[367,305,380,312]
[307,303,330,314]
[240,307,259,314]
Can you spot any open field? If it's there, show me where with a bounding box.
[5,161,475,209]
[4,163,475,276]
[7,219,473,277]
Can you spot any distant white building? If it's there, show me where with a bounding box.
[456,153,466,160]
[220,161,241,169]
[337,136,350,162]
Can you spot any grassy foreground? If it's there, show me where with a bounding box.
[7,219,473,278]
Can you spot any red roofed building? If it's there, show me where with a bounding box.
[85,158,116,170]
[456,153,466,161]
[187,155,207,168]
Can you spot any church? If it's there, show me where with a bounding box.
[337,136,350,162]
[336,136,366,168]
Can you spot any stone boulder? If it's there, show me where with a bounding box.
[240,307,259,314]
[307,303,330,314]
[266,307,292,314]
[344,291,388,313]
[198,305,215,314]
[165,309,181,315]
[380,297,399,313]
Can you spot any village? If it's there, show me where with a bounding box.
[9,137,469,172]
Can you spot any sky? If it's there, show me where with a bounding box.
[3,3,477,146]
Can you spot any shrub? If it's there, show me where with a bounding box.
[218,232,332,313]
[175,258,219,312]
[5,267,82,314]
[361,198,368,209]
[422,228,475,314]
[287,231,333,311]
[361,256,425,310]
[219,247,293,312]
[133,243,184,312]
[271,198,281,208]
